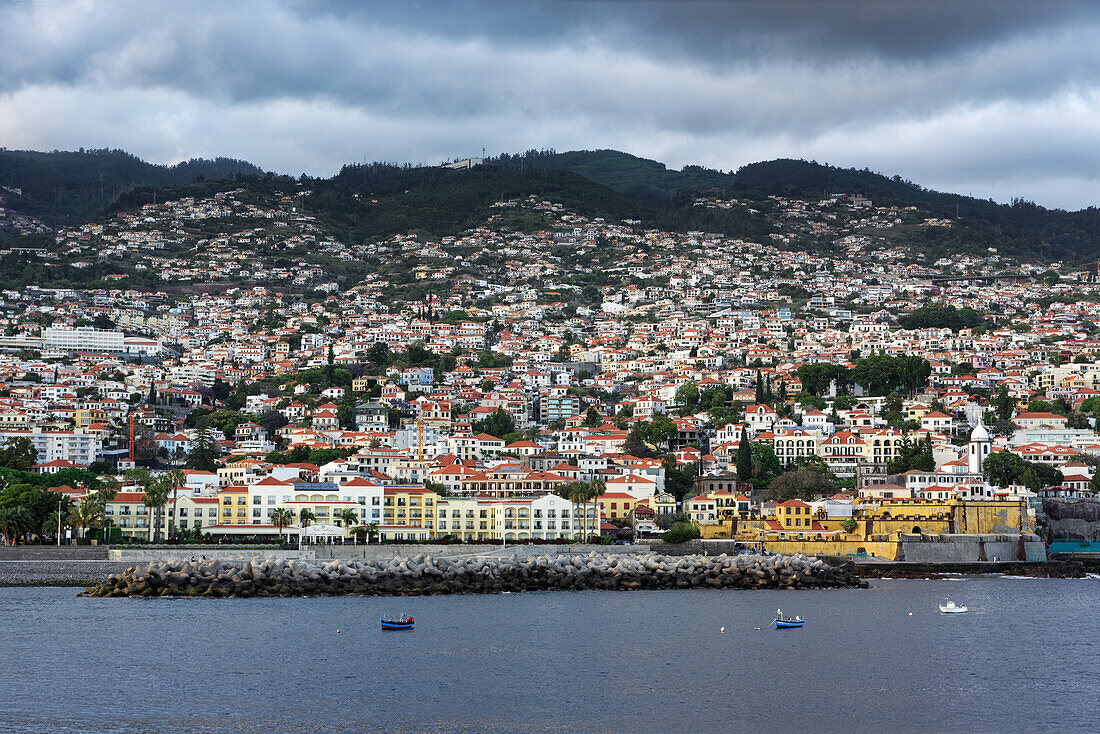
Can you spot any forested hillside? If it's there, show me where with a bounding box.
[0,148,263,225]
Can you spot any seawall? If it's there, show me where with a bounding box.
[80,552,869,597]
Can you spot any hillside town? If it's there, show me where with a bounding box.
[1,189,1098,561]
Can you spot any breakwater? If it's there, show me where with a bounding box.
[80,552,868,597]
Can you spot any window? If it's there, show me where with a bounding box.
[253,509,261,518]
[253,496,261,505]
[208,508,217,518]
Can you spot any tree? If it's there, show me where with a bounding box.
[69,499,101,540]
[887,437,936,474]
[992,385,1015,421]
[298,508,317,528]
[0,506,32,545]
[797,363,840,397]
[162,469,186,540]
[582,406,602,428]
[472,408,514,439]
[0,437,38,471]
[765,467,837,501]
[365,521,379,544]
[270,507,294,541]
[736,427,752,484]
[675,381,699,411]
[660,520,701,544]
[897,303,983,332]
[750,444,783,488]
[983,450,1062,489]
[42,509,67,542]
[128,469,168,543]
[337,508,359,537]
[187,426,219,471]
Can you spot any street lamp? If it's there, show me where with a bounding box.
[57,499,62,547]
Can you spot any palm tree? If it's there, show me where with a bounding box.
[365,521,379,544]
[270,507,293,542]
[298,509,316,528]
[589,480,606,543]
[337,508,359,542]
[567,483,589,542]
[127,469,168,543]
[162,469,186,541]
[42,510,67,543]
[0,506,32,545]
[68,499,101,541]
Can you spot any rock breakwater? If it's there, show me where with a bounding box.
[81,552,867,597]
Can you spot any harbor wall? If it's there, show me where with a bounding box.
[0,546,109,561]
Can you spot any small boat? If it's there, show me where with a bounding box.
[381,614,414,630]
[938,598,968,614]
[775,609,804,628]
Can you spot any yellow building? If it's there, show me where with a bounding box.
[597,492,638,522]
[382,485,439,535]
[73,408,107,429]
[435,496,481,541]
[218,485,250,525]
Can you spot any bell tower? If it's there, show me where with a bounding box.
[968,420,991,475]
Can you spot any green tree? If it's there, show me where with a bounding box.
[187,426,219,471]
[736,427,752,484]
[337,508,359,536]
[765,466,837,501]
[0,506,32,545]
[365,521,379,544]
[887,437,936,474]
[675,381,699,412]
[582,406,602,428]
[0,437,38,471]
[271,507,294,541]
[472,408,515,439]
[992,385,1015,421]
[162,468,186,540]
[298,508,317,528]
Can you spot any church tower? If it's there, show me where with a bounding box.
[968,420,991,475]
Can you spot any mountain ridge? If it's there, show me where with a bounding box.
[1,147,1096,262]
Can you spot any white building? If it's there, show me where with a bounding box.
[44,327,125,354]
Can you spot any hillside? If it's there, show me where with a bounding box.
[0,148,263,226]
[2,148,1097,263]
[509,150,1099,261]
[298,162,649,243]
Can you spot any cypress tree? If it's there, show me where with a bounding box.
[736,426,752,485]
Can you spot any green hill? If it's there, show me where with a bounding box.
[302,162,650,243]
[4,148,1097,263]
[0,148,263,225]
[511,150,1099,261]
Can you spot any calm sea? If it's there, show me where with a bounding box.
[1,577,1097,734]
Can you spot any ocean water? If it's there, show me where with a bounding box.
[1,577,1097,733]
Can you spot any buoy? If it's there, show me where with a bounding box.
[337,629,341,633]
[908,612,912,617]
[720,627,725,633]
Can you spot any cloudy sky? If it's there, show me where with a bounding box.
[2,0,1098,209]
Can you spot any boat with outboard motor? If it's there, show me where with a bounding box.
[381,614,415,630]
[775,609,804,628]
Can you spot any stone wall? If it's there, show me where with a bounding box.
[108,548,314,563]
[0,546,109,561]
[320,543,652,561]
[81,552,869,598]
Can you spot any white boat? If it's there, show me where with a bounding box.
[938,598,968,614]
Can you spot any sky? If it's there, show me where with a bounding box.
[1,0,1098,209]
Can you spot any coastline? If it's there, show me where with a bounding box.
[3,555,1097,589]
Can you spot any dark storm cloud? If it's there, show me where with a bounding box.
[0,0,1096,208]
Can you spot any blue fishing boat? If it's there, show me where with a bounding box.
[381,614,414,630]
[775,609,804,628]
